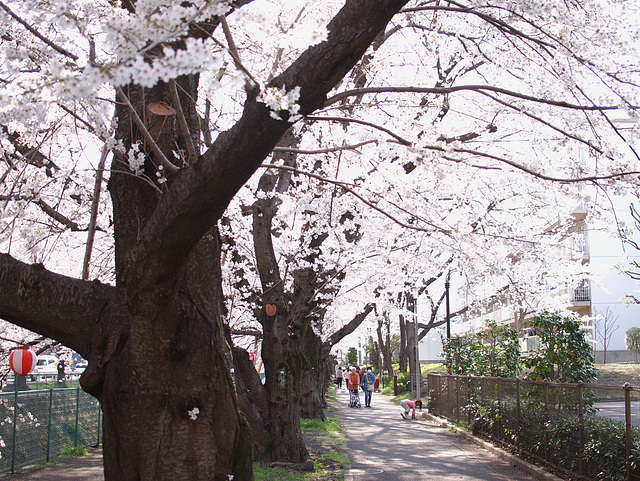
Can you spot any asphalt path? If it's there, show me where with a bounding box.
[596,401,640,426]
[334,387,543,481]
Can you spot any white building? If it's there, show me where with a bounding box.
[419,195,640,364]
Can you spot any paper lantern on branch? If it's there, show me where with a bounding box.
[9,347,37,376]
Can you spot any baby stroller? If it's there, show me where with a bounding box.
[349,389,361,408]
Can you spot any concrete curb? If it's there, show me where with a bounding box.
[424,413,563,481]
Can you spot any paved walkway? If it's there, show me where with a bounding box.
[334,387,553,481]
[0,447,103,480]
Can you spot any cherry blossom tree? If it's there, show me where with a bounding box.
[0,0,639,479]
[0,0,411,478]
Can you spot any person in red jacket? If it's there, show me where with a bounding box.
[347,367,361,408]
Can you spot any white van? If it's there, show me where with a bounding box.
[33,355,58,375]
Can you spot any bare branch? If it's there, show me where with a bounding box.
[115,87,180,174]
[260,163,453,235]
[220,16,259,90]
[272,140,378,154]
[478,91,605,154]
[306,115,412,145]
[230,328,264,338]
[3,128,61,175]
[0,1,79,61]
[0,192,91,232]
[169,79,199,165]
[83,144,109,280]
[324,85,634,111]
[426,145,640,183]
[35,199,85,231]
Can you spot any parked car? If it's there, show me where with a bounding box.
[72,359,87,373]
[33,355,58,375]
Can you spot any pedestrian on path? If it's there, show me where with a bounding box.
[400,399,422,419]
[347,367,361,408]
[361,367,376,407]
[335,365,344,389]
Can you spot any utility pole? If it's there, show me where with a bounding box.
[445,280,451,339]
[413,290,421,399]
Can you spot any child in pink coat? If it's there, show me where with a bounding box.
[400,399,423,419]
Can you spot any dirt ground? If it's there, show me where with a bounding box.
[596,363,640,386]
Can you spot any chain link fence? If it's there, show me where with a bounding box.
[0,387,102,473]
[426,373,640,481]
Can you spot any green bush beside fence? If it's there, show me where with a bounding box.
[0,387,102,473]
[427,374,640,481]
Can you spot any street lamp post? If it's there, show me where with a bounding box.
[413,289,420,399]
[445,280,451,339]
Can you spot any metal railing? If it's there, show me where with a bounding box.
[0,387,102,474]
[426,373,640,481]
[573,282,590,302]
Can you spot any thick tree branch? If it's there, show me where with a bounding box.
[324,302,375,349]
[123,0,410,300]
[0,253,120,357]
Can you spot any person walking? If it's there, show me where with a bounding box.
[361,367,376,407]
[335,365,344,389]
[355,365,365,396]
[347,367,361,408]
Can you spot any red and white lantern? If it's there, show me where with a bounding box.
[9,347,37,377]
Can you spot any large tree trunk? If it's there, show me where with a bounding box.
[97,69,253,479]
[260,301,310,462]
[232,345,270,461]
[299,326,326,420]
[377,315,394,378]
[253,194,310,462]
[97,237,252,480]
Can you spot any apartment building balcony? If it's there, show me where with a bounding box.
[571,281,590,304]
[567,280,591,317]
